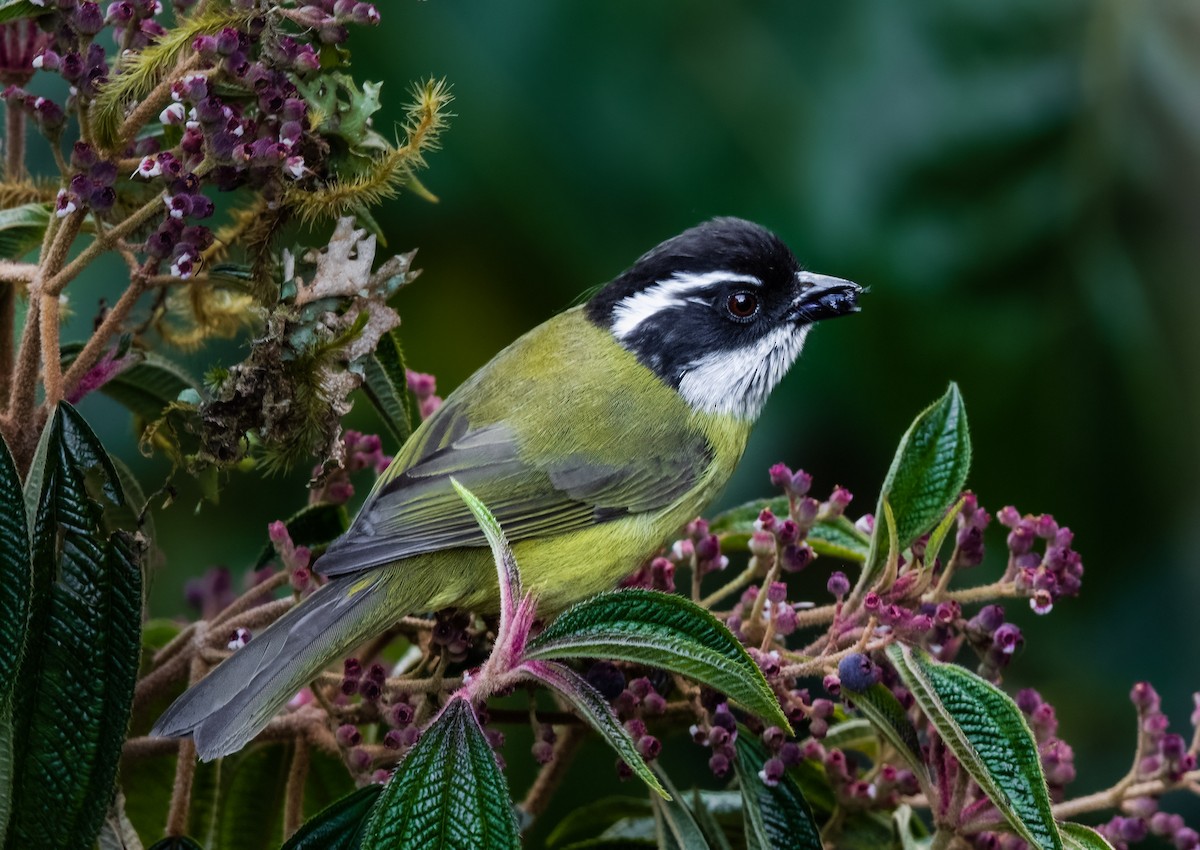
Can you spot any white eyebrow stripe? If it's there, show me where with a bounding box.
[611,270,763,339]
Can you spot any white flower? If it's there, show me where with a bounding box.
[159,102,185,125]
[132,156,161,179]
[54,190,76,219]
[284,155,307,180]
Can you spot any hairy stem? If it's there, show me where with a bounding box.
[0,262,36,283]
[39,290,61,410]
[0,282,14,402]
[699,560,761,609]
[965,769,1200,833]
[283,740,310,839]
[59,275,147,400]
[115,53,204,152]
[4,107,24,182]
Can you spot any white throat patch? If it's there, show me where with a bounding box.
[677,324,810,419]
[611,270,763,340]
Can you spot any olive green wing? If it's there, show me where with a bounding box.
[314,409,710,578]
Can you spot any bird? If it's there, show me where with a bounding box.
[152,216,862,760]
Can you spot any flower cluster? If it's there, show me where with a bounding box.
[268,519,313,593]
[309,429,392,505]
[406,370,442,420]
[995,505,1084,614]
[1016,689,1076,799]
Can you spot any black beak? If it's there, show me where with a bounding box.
[785,271,863,323]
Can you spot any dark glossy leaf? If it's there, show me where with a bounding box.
[734,731,821,850]
[0,203,50,258]
[689,788,732,850]
[525,588,789,730]
[838,811,903,850]
[0,707,12,846]
[213,743,290,850]
[887,643,1061,850]
[521,659,666,798]
[859,383,971,592]
[650,767,712,850]
[361,327,413,445]
[255,501,350,568]
[147,838,204,850]
[360,697,520,850]
[283,785,382,850]
[546,797,653,849]
[5,404,141,850]
[0,432,30,703]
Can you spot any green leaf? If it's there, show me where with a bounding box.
[0,706,12,847]
[0,203,50,259]
[922,495,965,570]
[808,516,871,562]
[819,717,881,759]
[450,479,521,621]
[859,383,971,593]
[734,730,821,850]
[525,588,789,730]
[360,328,413,445]
[649,767,712,850]
[147,838,204,850]
[892,805,930,850]
[521,660,667,799]
[546,797,653,849]
[360,698,520,850]
[708,496,869,562]
[60,344,199,427]
[689,788,732,850]
[839,683,926,782]
[212,743,290,850]
[283,785,382,850]
[5,403,142,850]
[1060,823,1115,850]
[255,501,350,568]
[887,644,1061,850]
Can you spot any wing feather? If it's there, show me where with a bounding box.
[315,401,710,578]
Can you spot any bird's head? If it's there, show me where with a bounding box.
[585,217,861,419]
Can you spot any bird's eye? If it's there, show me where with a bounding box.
[726,291,759,319]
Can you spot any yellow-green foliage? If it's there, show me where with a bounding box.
[284,78,452,224]
[90,7,259,150]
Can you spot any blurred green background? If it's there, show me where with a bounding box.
[77,0,1198,835]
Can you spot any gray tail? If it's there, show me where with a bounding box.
[152,573,400,760]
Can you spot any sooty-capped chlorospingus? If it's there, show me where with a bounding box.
[153,216,862,759]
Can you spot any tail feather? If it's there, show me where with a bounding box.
[152,573,404,760]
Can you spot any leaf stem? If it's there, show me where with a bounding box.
[0,281,14,402]
[698,560,760,609]
[58,273,147,400]
[113,53,205,152]
[283,739,310,839]
[5,107,25,181]
[0,262,36,283]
